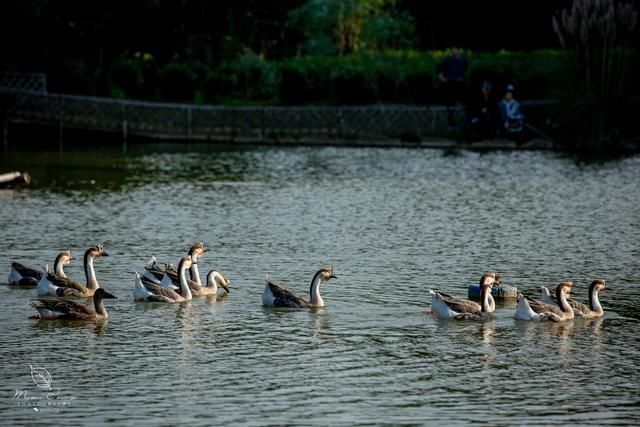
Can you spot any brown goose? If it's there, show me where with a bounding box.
[36,245,109,297]
[198,269,230,296]
[133,256,194,303]
[7,250,74,286]
[429,272,496,320]
[262,267,336,308]
[159,242,207,293]
[514,281,574,321]
[30,288,117,320]
[541,279,607,318]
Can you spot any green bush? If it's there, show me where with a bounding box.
[203,52,279,104]
[109,54,157,99]
[157,61,198,102]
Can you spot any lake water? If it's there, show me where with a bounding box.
[1,144,639,425]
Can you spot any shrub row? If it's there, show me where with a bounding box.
[59,50,570,105]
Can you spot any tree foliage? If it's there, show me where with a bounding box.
[288,0,415,55]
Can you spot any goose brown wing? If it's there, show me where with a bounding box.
[55,287,84,297]
[11,261,42,279]
[568,299,590,315]
[46,272,86,292]
[32,299,95,319]
[187,278,202,292]
[144,265,166,281]
[266,278,308,308]
[142,281,181,301]
[528,298,564,316]
[439,293,482,313]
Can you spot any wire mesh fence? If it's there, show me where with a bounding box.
[1,73,551,144]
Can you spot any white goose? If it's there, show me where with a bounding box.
[133,255,194,303]
[542,279,607,318]
[7,250,74,286]
[429,272,496,320]
[262,267,336,308]
[515,281,575,321]
[36,245,109,297]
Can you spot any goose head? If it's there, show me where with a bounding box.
[55,250,75,266]
[94,288,117,300]
[206,270,230,293]
[177,255,194,273]
[479,272,496,287]
[591,279,607,293]
[494,272,502,286]
[318,267,337,282]
[555,281,573,301]
[188,242,207,261]
[87,244,109,259]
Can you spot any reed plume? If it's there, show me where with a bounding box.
[552,0,637,152]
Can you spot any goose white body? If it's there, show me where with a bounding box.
[514,295,560,321]
[428,272,496,320]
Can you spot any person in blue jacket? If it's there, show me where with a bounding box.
[499,84,525,138]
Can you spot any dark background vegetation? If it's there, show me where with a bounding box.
[0,0,575,103]
[0,0,637,151]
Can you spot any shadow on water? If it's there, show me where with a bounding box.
[30,318,110,335]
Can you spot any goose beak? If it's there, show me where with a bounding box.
[220,282,230,293]
[69,256,76,261]
[330,275,337,279]
[102,251,110,257]
[104,291,117,299]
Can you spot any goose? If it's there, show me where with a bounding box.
[7,250,74,286]
[159,242,217,296]
[514,281,574,321]
[36,245,109,297]
[133,255,194,303]
[542,280,607,318]
[429,272,496,320]
[262,267,336,308]
[29,288,117,320]
[198,269,230,296]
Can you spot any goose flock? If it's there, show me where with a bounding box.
[7,243,607,322]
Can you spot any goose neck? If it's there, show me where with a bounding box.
[588,285,604,315]
[54,255,67,278]
[84,254,99,290]
[190,263,202,287]
[556,286,574,318]
[94,296,108,319]
[480,286,494,313]
[179,264,192,300]
[206,274,218,292]
[309,272,324,307]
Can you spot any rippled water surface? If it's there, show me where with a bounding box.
[1,145,639,425]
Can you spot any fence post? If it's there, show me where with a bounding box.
[2,111,8,150]
[58,112,64,152]
[187,107,192,140]
[121,103,127,151]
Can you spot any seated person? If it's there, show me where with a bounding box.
[468,81,499,139]
[499,84,525,138]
